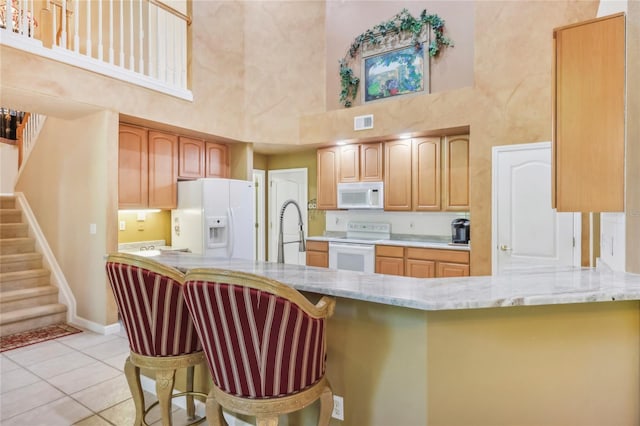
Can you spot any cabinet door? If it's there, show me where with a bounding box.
[178,137,204,179]
[306,251,329,268]
[339,144,359,182]
[205,142,229,178]
[317,147,339,209]
[360,142,383,181]
[436,262,470,277]
[443,135,469,211]
[375,256,404,276]
[384,140,412,211]
[405,259,436,278]
[553,14,624,212]
[413,137,441,211]
[118,124,148,209]
[148,131,178,209]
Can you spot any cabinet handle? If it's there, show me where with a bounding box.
[499,245,512,251]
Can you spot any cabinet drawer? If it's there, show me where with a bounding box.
[376,245,404,258]
[306,240,328,252]
[405,247,469,264]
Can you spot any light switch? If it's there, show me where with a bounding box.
[89,223,97,234]
[119,221,126,231]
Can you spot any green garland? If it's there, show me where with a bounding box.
[339,8,454,108]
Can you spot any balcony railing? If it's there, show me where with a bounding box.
[0,0,191,100]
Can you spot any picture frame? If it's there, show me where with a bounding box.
[362,43,428,103]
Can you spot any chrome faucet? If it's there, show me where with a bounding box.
[277,199,306,263]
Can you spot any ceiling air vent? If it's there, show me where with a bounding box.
[354,114,374,131]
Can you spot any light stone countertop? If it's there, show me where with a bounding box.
[307,235,471,251]
[150,252,640,311]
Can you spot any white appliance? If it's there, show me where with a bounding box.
[337,182,384,209]
[171,178,255,259]
[328,222,391,273]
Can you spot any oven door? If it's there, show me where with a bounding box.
[328,242,375,273]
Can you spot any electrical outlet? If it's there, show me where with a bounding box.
[119,221,126,231]
[332,395,344,421]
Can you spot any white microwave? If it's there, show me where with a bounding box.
[337,182,384,209]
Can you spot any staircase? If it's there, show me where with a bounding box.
[0,195,67,337]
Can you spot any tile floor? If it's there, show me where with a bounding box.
[0,327,199,426]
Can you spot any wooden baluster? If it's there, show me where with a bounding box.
[6,0,13,32]
[148,2,154,78]
[86,0,92,57]
[19,0,25,35]
[98,0,103,60]
[61,0,67,48]
[128,0,134,70]
[73,0,79,52]
[138,0,143,74]
[119,0,124,66]
[29,0,34,37]
[108,0,113,63]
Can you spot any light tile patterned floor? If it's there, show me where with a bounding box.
[0,328,197,425]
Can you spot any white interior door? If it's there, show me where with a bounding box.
[253,170,266,261]
[268,168,308,264]
[492,142,579,274]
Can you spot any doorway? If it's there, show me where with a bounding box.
[492,142,579,274]
[268,168,308,265]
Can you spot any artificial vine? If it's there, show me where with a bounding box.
[339,8,454,108]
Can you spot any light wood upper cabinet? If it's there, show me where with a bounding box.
[148,131,178,209]
[317,147,339,210]
[413,137,441,211]
[118,125,178,209]
[360,143,383,181]
[205,142,229,178]
[118,125,148,209]
[553,14,625,212]
[339,142,383,183]
[178,137,205,179]
[443,135,470,211]
[384,140,413,210]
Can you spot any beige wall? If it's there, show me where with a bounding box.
[302,1,600,275]
[15,111,119,325]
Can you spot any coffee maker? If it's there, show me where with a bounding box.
[451,218,470,244]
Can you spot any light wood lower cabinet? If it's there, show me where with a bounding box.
[306,241,329,268]
[376,245,470,278]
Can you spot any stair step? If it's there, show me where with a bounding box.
[0,286,59,311]
[0,223,28,238]
[0,269,50,291]
[0,253,43,273]
[0,304,67,337]
[0,209,22,224]
[0,237,35,255]
[0,196,16,209]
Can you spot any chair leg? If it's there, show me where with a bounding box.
[256,416,279,426]
[155,369,176,426]
[205,391,226,426]
[186,365,195,420]
[124,356,145,426]
[317,384,334,426]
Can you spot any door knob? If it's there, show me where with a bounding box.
[500,245,512,251]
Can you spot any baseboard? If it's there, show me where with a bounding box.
[70,316,121,335]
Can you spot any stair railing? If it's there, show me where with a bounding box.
[17,112,46,169]
[1,0,191,99]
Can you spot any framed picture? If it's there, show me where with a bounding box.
[362,43,427,103]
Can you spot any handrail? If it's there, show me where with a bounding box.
[16,112,30,167]
[148,0,191,25]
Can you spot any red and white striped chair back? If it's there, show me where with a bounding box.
[106,254,202,357]
[183,269,332,399]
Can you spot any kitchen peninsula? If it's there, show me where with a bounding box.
[151,252,640,425]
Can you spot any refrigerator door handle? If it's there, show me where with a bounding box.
[227,207,234,258]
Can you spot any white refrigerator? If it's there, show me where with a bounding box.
[171,178,255,259]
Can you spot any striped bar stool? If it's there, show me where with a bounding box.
[182,268,336,426]
[105,253,207,426]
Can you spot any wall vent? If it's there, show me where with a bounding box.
[354,114,374,131]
